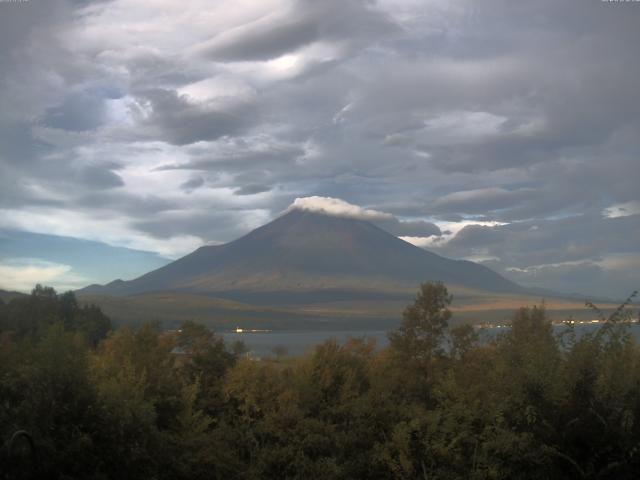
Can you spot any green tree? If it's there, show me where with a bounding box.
[0,325,102,477]
[176,320,237,416]
[449,323,479,360]
[389,281,453,362]
[0,285,111,344]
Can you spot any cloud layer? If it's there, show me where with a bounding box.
[288,196,442,237]
[0,259,75,292]
[0,0,638,296]
[289,196,393,221]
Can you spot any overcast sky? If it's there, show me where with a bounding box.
[0,0,639,297]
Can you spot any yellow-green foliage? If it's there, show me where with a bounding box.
[1,284,639,479]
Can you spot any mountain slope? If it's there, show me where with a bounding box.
[0,289,28,303]
[79,210,523,298]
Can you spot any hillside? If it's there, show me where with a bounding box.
[79,209,522,302]
[0,289,28,303]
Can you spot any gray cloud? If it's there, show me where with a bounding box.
[76,165,124,189]
[375,218,441,238]
[181,139,306,172]
[431,188,538,215]
[196,0,397,62]
[74,191,177,216]
[41,91,107,132]
[447,214,640,265]
[132,209,263,244]
[502,254,640,301]
[198,14,319,62]
[132,88,258,145]
[0,0,638,295]
[180,176,206,192]
[428,213,640,297]
[235,184,272,196]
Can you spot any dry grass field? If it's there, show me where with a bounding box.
[78,285,621,332]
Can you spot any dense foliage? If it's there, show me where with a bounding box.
[1,283,639,479]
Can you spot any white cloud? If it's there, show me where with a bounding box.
[423,110,508,142]
[506,259,588,274]
[399,235,442,248]
[177,76,256,103]
[506,253,640,274]
[603,201,640,219]
[219,41,344,84]
[595,253,640,272]
[332,102,354,125]
[434,187,509,207]
[73,0,283,58]
[401,218,509,251]
[0,208,203,259]
[434,219,508,244]
[0,258,84,293]
[287,196,394,221]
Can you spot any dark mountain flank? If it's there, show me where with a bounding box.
[0,289,28,303]
[79,210,523,301]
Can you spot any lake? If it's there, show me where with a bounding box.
[222,322,640,358]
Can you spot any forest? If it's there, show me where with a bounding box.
[1,283,639,480]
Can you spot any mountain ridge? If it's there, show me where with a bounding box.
[79,209,523,300]
[0,289,28,302]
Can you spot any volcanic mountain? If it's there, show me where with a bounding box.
[80,209,523,302]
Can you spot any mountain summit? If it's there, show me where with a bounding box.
[80,210,522,299]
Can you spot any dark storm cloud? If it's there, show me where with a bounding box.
[375,218,441,238]
[235,184,272,196]
[132,210,257,243]
[180,176,206,192]
[157,138,306,175]
[436,214,464,223]
[340,1,640,206]
[191,145,305,172]
[0,0,638,294]
[504,260,640,300]
[427,213,640,296]
[431,188,538,216]
[0,122,46,166]
[132,88,258,145]
[443,214,640,265]
[76,165,124,189]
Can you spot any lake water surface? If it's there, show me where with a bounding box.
[222,323,640,358]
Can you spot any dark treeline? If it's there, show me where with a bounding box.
[1,283,639,479]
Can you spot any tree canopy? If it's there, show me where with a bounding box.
[1,282,639,479]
